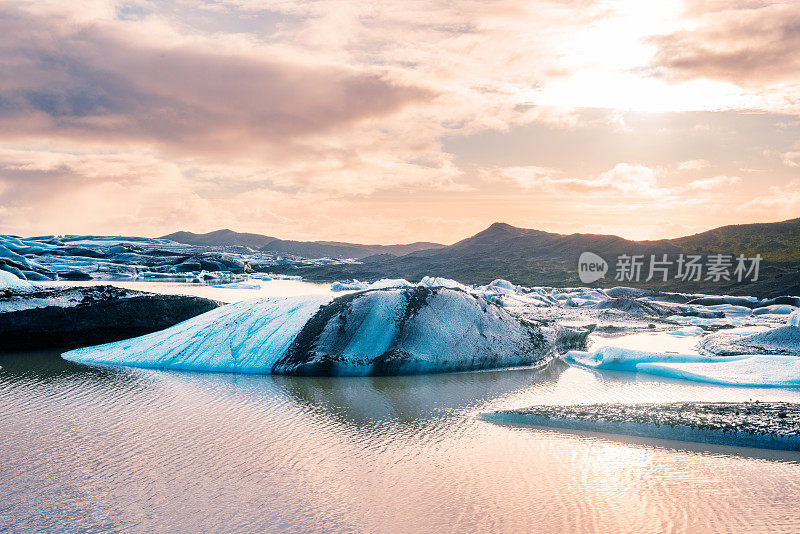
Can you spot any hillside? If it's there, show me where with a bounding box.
[260,239,444,260]
[161,230,277,249]
[162,229,444,259]
[670,218,800,262]
[272,219,800,297]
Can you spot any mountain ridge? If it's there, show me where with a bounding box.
[161,230,445,259]
[262,217,800,297]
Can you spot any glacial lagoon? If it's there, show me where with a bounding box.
[4,281,800,532]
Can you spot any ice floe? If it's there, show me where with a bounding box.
[564,347,800,387]
[700,326,800,356]
[667,326,704,337]
[331,280,369,291]
[752,304,798,315]
[0,270,34,290]
[211,282,261,289]
[789,310,800,328]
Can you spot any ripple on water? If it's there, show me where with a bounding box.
[3,351,800,533]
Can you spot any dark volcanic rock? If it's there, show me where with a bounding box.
[0,286,220,351]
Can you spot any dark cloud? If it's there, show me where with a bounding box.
[650,2,800,85]
[0,5,431,157]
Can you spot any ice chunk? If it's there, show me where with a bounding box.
[331,280,368,291]
[138,271,196,279]
[271,287,551,376]
[788,310,800,328]
[0,270,34,289]
[488,279,516,290]
[703,304,753,317]
[700,326,800,356]
[484,402,800,451]
[564,346,800,387]
[667,326,704,337]
[211,282,260,289]
[418,276,468,290]
[666,315,751,327]
[564,347,718,372]
[366,278,414,290]
[752,304,797,315]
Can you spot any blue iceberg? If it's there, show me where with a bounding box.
[63,287,559,376]
[564,346,800,387]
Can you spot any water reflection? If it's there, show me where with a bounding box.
[4,352,800,533]
[270,360,567,428]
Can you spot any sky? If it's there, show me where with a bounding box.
[1,0,799,244]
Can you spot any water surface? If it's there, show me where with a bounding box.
[4,281,800,532]
[4,351,800,533]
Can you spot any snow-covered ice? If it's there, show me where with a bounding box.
[667,326,704,337]
[366,278,414,290]
[331,280,369,291]
[752,304,797,315]
[0,270,34,289]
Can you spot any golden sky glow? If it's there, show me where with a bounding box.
[1,0,799,243]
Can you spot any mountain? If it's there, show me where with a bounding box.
[270,219,800,297]
[162,229,444,259]
[161,229,277,249]
[260,239,444,259]
[671,218,800,262]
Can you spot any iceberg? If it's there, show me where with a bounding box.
[331,280,369,291]
[703,304,753,317]
[419,276,469,290]
[700,326,800,356]
[564,346,800,387]
[64,287,555,376]
[330,277,465,293]
[0,270,34,289]
[366,278,413,290]
[752,304,797,315]
[667,326,704,337]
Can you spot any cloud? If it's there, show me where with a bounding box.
[495,163,669,198]
[781,151,800,168]
[741,180,800,219]
[0,4,431,158]
[685,175,741,190]
[677,159,710,171]
[0,0,797,243]
[651,2,800,86]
